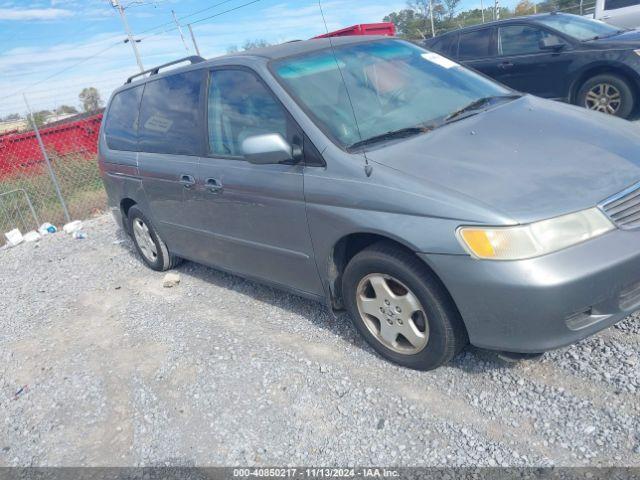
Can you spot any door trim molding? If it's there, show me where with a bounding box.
[159,221,311,260]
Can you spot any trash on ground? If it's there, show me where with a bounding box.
[4,229,23,247]
[63,220,83,234]
[38,223,57,235]
[13,385,29,401]
[163,272,181,288]
[73,231,87,240]
[23,231,41,243]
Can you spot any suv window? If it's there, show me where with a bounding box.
[138,70,205,156]
[105,86,143,151]
[458,28,494,60]
[605,0,639,9]
[208,69,289,157]
[499,25,564,56]
[429,34,458,58]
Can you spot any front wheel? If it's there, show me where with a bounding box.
[342,243,468,371]
[576,74,635,118]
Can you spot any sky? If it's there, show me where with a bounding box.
[0,0,407,116]
[0,0,519,117]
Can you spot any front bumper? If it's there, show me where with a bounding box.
[421,228,640,353]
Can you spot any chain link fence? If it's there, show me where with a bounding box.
[0,100,106,246]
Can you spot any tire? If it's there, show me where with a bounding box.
[127,206,181,271]
[342,242,468,371]
[576,74,635,119]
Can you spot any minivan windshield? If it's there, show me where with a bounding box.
[272,39,513,150]
[536,14,623,41]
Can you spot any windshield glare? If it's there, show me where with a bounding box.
[536,14,621,41]
[272,40,510,149]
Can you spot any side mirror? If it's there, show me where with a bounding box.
[539,36,565,51]
[242,133,294,165]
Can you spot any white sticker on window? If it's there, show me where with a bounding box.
[144,114,173,133]
[421,52,459,69]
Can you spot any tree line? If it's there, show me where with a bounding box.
[384,0,594,39]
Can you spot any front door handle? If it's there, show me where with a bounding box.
[180,174,196,189]
[498,61,514,70]
[205,177,223,194]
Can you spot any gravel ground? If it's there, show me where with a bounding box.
[1,214,639,467]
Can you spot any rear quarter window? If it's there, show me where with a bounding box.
[138,70,206,156]
[459,28,494,60]
[429,34,459,58]
[104,86,143,151]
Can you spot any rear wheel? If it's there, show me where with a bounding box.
[128,206,180,271]
[576,74,635,118]
[342,243,468,371]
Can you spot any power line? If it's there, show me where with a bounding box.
[2,0,264,103]
[0,34,122,60]
[0,42,122,102]
[0,9,115,45]
[187,0,263,27]
[134,0,237,37]
[139,0,263,42]
[122,0,171,9]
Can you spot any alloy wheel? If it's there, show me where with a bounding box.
[132,218,158,263]
[585,83,622,115]
[356,273,429,355]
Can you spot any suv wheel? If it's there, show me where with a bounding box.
[128,206,181,271]
[342,243,468,371]
[576,74,635,118]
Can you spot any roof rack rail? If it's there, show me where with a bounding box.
[125,55,206,84]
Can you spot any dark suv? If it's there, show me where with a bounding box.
[424,13,640,118]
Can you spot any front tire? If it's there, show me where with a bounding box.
[342,243,468,371]
[576,74,635,119]
[128,206,180,271]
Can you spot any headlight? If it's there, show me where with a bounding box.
[457,207,614,260]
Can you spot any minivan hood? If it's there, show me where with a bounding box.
[365,95,640,224]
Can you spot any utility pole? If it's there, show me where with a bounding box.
[481,0,485,22]
[172,10,190,53]
[428,0,436,37]
[494,0,500,20]
[187,24,201,57]
[111,0,144,72]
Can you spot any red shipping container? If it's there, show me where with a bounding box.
[314,22,396,39]
[0,112,103,178]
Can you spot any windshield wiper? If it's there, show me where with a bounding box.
[585,30,626,41]
[444,94,521,124]
[347,126,433,150]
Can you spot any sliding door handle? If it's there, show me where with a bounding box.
[205,177,224,194]
[180,174,196,188]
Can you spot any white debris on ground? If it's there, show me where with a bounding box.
[162,272,181,288]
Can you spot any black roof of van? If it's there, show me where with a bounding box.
[220,34,390,59]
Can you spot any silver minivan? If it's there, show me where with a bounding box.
[99,36,640,370]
